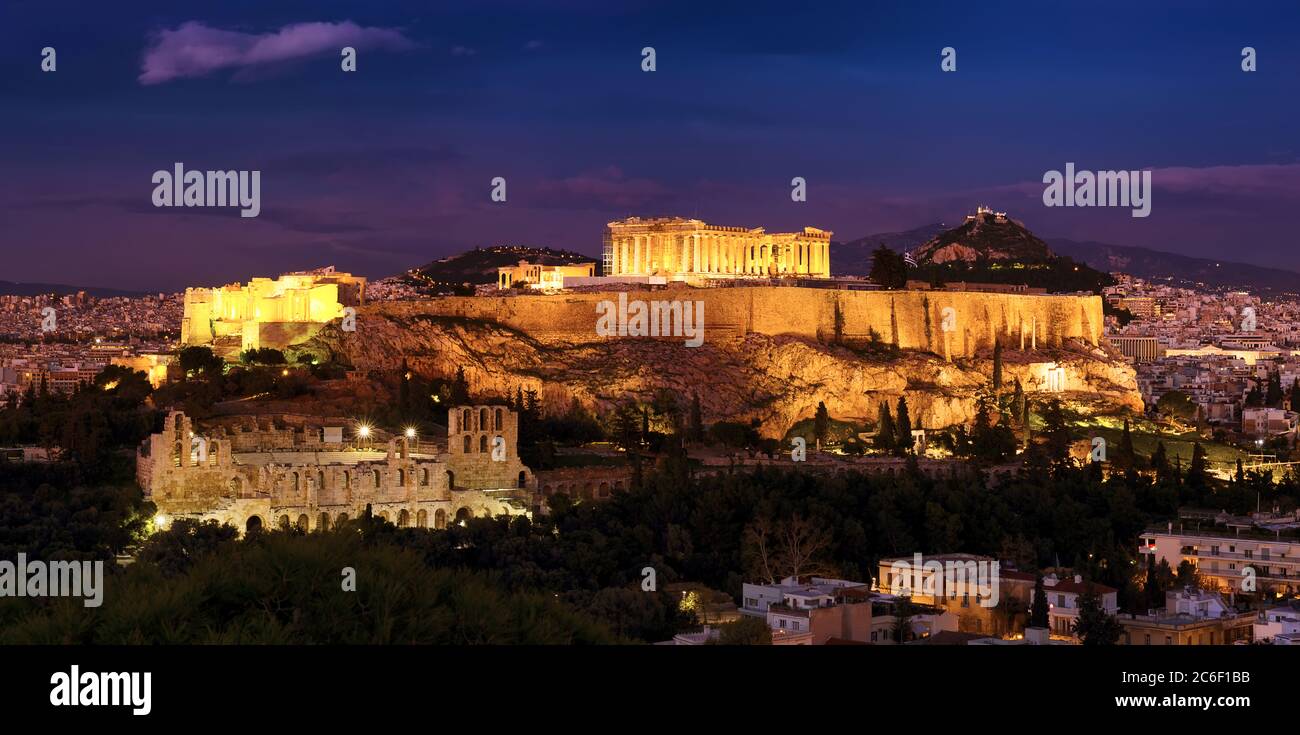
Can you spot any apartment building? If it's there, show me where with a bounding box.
[1118,588,1255,645]
[1140,524,1300,595]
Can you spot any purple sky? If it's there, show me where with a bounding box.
[4,0,1300,292]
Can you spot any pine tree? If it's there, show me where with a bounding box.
[895,396,912,456]
[1290,378,1300,413]
[1266,369,1284,407]
[1074,583,1123,645]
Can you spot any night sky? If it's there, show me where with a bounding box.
[4,0,1300,292]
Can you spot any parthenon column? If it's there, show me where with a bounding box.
[692,233,701,273]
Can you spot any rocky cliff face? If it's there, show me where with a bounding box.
[305,308,1142,437]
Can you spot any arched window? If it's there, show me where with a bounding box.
[495,408,503,430]
[462,409,471,430]
[342,472,350,490]
[416,509,428,528]
[479,408,488,430]
[317,471,326,489]
[397,469,406,487]
[518,470,527,488]
[420,468,429,486]
[229,476,242,495]
[462,434,471,453]
[479,435,488,453]
[446,470,455,489]
[292,472,300,491]
[434,509,447,529]
[372,469,381,487]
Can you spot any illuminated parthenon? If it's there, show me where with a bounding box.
[603,217,832,279]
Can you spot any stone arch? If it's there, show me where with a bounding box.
[446,470,455,489]
[397,469,406,487]
[416,509,428,528]
[342,471,351,490]
[377,510,390,522]
[462,408,471,431]
[372,469,381,487]
[598,482,610,498]
[317,470,326,489]
[454,507,471,524]
[296,514,309,531]
[397,509,410,528]
[581,483,594,501]
[434,508,447,529]
[494,408,503,430]
[420,468,429,486]
[479,434,488,453]
[245,515,264,534]
[277,514,290,530]
[479,407,488,430]
[317,512,329,531]
[229,476,243,495]
[463,434,472,453]
[334,512,349,529]
[517,470,526,488]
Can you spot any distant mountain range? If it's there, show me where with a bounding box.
[1047,239,1300,295]
[0,280,147,298]
[833,221,1300,295]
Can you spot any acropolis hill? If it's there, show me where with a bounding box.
[302,284,1142,437]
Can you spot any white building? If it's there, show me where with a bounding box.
[1029,574,1119,638]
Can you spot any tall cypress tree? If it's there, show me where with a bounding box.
[895,396,912,456]
[1030,574,1049,628]
[876,400,896,451]
[992,340,1003,393]
[1187,443,1208,490]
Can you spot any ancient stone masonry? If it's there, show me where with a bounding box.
[180,266,366,358]
[355,285,1105,357]
[603,217,832,280]
[137,405,533,534]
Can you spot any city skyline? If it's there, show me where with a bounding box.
[6,0,1300,291]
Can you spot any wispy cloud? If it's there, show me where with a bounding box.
[139,20,415,85]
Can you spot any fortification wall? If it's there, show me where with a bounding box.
[362,286,1103,358]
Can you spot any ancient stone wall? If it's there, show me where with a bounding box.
[138,408,533,533]
[359,285,1103,359]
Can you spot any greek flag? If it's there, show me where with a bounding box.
[903,251,917,268]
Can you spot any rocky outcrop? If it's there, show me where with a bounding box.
[305,306,1142,438]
